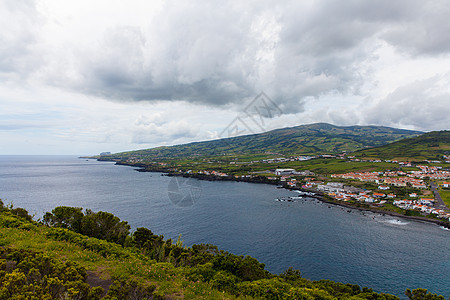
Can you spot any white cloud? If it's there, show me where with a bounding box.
[363,74,450,131]
[1,0,450,154]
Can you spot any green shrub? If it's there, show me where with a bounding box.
[0,247,103,300]
[103,279,157,300]
[45,228,130,259]
[237,277,292,299]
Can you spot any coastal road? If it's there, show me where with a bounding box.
[430,182,448,211]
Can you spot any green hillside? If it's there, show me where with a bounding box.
[355,130,450,161]
[3,201,432,299]
[105,123,422,161]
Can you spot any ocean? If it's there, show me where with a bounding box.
[0,155,448,298]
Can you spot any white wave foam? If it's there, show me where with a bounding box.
[384,219,409,226]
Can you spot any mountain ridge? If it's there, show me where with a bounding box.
[355,130,450,160]
[106,123,423,160]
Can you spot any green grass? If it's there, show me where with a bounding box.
[380,204,407,214]
[355,130,450,161]
[156,157,402,176]
[247,159,399,175]
[438,189,450,208]
[0,215,234,299]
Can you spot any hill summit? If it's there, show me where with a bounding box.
[106,123,422,160]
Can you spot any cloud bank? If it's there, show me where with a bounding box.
[1,0,449,153]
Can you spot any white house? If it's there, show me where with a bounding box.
[275,168,296,176]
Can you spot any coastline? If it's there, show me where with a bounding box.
[107,159,450,229]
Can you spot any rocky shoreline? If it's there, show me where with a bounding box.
[319,197,450,229]
[111,160,450,230]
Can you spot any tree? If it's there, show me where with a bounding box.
[43,206,83,232]
[280,267,302,283]
[10,207,33,222]
[80,210,130,245]
[133,227,156,248]
[405,288,445,300]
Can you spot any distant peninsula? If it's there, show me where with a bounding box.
[92,123,450,228]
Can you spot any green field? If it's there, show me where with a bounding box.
[267,159,399,175]
[355,131,450,161]
[161,158,400,176]
[439,189,450,208]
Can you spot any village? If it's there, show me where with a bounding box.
[112,153,450,222]
[317,166,450,221]
[177,164,450,222]
[199,164,450,221]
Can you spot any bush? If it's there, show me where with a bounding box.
[103,279,157,300]
[0,247,103,300]
[10,208,33,222]
[237,277,292,299]
[45,228,130,259]
[211,270,239,294]
[405,288,446,300]
[44,207,131,246]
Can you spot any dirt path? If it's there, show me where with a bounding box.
[86,270,112,297]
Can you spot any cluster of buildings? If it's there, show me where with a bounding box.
[234,154,346,165]
[332,166,450,189]
[196,170,228,177]
[257,155,319,164]
[324,167,450,221]
[347,157,450,165]
[275,168,315,176]
[393,199,450,220]
[348,158,414,167]
[332,171,427,189]
[317,182,450,221]
[409,165,450,180]
[327,190,388,204]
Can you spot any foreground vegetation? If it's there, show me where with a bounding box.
[1,199,448,299]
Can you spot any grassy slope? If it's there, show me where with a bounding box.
[254,159,400,175]
[439,189,450,207]
[1,207,413,300]
[148,158,400,176]
[0,212,231,299]
[107,123,422,160]
[354,130,450,161]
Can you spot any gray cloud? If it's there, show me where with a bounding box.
[381,1,450,56]
[58,9,257,105]
[3,0,450,123]
[363,74,450,131]
[0,0,42,81]
[131,116,203,145]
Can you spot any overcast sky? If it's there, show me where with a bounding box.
[1,0,449,155]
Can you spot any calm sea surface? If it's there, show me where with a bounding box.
[0,155,448,298]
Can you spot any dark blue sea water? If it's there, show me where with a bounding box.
[0,155,448,298]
